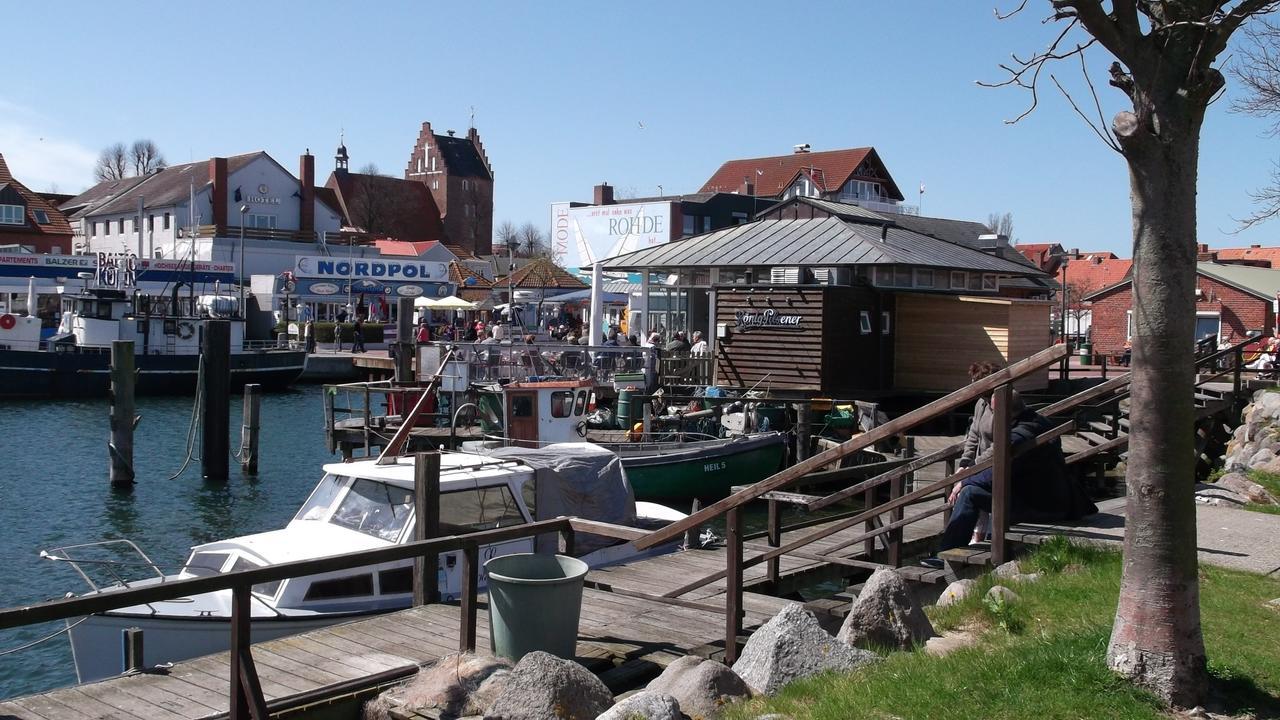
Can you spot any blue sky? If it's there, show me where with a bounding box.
[1,1,1274,256]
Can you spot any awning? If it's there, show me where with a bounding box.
[543,289,629,304]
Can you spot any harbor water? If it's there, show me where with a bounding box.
[0,386,336,699]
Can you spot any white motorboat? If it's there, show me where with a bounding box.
[45,444,682,683]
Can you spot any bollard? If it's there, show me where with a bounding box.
[240,384,261,474]
[413,451,442,607]
[123,627,144,673]
[683,498,702,550]
[109,341,136,487]
[202,320,231,481]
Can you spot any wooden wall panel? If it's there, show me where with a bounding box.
[895,295,1009,392]
[716,288,826,391]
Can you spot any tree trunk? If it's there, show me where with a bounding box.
[1106,118,1208,707]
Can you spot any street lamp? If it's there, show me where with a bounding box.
[506,237,519,332]
[238,204,250,317]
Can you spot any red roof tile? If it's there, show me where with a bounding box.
[699,147,903,200]
[373,239,439,256]
[1058,257,1132,295]
[0,153,74,246]
[1215,246,1280,268]
[496,257,588,290]
[325,171,444,243]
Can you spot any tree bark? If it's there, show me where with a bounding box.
[1106,108,1207,707]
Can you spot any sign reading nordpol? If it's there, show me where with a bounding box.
[292,256,448,282]
[734,308,803,330]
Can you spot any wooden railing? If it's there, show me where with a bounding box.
[0,514,641,720]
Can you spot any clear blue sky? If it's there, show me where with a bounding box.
[2,1,1274,255]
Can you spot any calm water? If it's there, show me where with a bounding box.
[0,385,336,699]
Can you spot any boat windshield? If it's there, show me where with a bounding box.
[294,474,348,522]
[329,478,414,541]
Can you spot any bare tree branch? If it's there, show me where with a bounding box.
[95,143,128,182]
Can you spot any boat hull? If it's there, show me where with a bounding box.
[610,432,787,501]
[0,348,306,398]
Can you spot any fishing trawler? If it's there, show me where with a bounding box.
[44,444,684,683]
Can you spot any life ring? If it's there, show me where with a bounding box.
[575,420,589,438]
[0,314,14,330]
[176,321,195,340]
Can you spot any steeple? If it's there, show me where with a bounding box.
[335,130,349,173]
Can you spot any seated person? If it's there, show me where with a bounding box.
[934,394,1097,556]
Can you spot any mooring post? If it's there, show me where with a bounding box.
[990,383,1013,565]
[766,498,781,584]
[683,497,702,550]
[109,340,136,487]
[795,402,811,462]
[123,627,144,674]
[724,506,744,665]
[239,384,261,475]
[202,320,231,482]
[459,542,479,652]
[413,451,442,607]
[395,297,415,382]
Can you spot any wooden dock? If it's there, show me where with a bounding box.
[0,509,947,720]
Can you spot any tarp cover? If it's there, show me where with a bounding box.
[486,442,636,554]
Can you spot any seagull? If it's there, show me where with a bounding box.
[637,121,645,130]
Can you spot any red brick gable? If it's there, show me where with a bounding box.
[699,147,904,200]
[0,153,74,252]
[1090,275,1274,357]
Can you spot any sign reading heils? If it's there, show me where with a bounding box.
[734,308,804,330]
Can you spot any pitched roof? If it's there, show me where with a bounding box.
[68,153,261,218]
[0,153,73,237]
[435,134,491,179]
[326,171,444,243]
[59,174,148,214]
[1013,243,1062,269]
[374,239,439,256]
[449,260,493,288]
[1059,257,1133,297]
[497,257,589,290]
[600,216,1043,276]
[1195,262,1280,300]
[699,147,904,200]
[1214,246,1280,268]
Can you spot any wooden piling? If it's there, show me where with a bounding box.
[202,320,231,482]
[239,384,260,475]
[795,402,811,462]
[683,497,702,550]
[395,297,415,382]
[109,340,136,487]
[413,451,442,607]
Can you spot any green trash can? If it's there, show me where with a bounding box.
[485,553,589,661]
[1078,342,1094,365]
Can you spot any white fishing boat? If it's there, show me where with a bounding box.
[45,444,683,683]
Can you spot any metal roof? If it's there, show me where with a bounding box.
[1197,262,1280,299]
[600,216,1042,276]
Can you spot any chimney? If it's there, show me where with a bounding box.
[1197,243,1217,262]
[594,183,614,206]
[793,143,811,154]
[209,157,228,230]
[739,179,755,195]
[299,151,315,236]
[1251,244,1262,249]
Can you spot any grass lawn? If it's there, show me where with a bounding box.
[728,538,1280,720]
[1247,470,1280,515]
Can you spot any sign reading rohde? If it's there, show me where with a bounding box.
[293,256,448,282]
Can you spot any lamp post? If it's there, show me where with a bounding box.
[238,204,250,317]
[506,238,519,331]
[1050,252,1071,379]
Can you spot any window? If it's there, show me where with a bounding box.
[950,271,967,290]
[378,567,413,595]
[682,215,696,237]
[329,478,414,541]
[117,219,124,234]
[881,311,891,335]
[732,212,748,225]
[702,216,712,233]
[511,395,534,418]
[33,209,50,225]
[432,180,439,190]
[914,269,935,288]
[894,267,912,288]
[182,551,230,576]
[147,215,154,231]
[304,573,374,601]
[163,212,171,230]
[551,390,574,418]
[1194,313,1221,343]
[437,485,526,534]
[982,274,998,291]
[247,214,277,229]
[1126,310,1133,339]
[573,390,588,416]
[295,474,347,521]
[0,205,24,225]
[873,267,893,287]
[462,179,469,191]
[968,273,983,291]
[859,310,872,334]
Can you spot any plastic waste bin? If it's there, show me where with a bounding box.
[1078,342,1094,366]
[485,553,589,661]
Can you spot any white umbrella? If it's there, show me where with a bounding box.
[430,295,478,311]
[413,296,439,308]
[25,276,36,317]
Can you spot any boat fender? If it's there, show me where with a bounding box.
[176,321,195,339]
[0,314,14,330]
[625,422,644,442]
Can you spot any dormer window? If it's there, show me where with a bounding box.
[34,209,50,224]
[0,204,24,225]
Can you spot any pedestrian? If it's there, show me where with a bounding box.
[335,308,347,352]
[303,319,316,354]
[957,361,1001,545]
[352,318,366,353]
[415,319,431,345]
[690,330,708,355]
[664,330,691,353]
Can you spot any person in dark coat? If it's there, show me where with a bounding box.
[351,318,366,354]
[937,395,1096,553]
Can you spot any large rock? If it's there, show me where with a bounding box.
[1195,483,1250,507]
[836,568,935,651]
[993,560,1022,580]
[1218,472,1279,505]
[646,655,752,720]
[596,692,683,720]
[364,652,511,720]
[936,579,977,608]
[986,585,1020,604]
[483,651,613,720]
[731,603,879,696]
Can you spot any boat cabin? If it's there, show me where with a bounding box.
[179,454,537,609]
[55,288,246,354]
[502,379,597,446]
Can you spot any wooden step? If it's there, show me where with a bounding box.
[1077,431,1113,447]
[938,546,991,567]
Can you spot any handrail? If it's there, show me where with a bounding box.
[633,343,1072,550]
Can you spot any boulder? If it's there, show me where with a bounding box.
[1010,572,1043,584]
[731,603,879,696]
[986,585,1020,604]
[836,568,935,651]
[1248,449,1275,468]
[992,560,1022,579]
[596,692,683,720]
[1266,598,1280,611]
[483,651,613,720]
[364,652,511,720]
[1217,472,1279,505]
[1255,456,1280,477]
[646,655,752,720]
[1195,483,1250,507]
[936,579,977,608]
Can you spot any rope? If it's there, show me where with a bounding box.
[0,617,90,657]
[167,354,204,480]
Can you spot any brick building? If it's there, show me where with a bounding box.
[1086,262,1280,357]
[0,153,74,253]
[404,123,494,256]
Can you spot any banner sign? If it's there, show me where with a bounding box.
[563,202,674,268]
[0,253,233,281]
[293,255,448,282]
[734,309,803,330]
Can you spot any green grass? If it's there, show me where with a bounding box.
[1245,470,1280,516]
[728,539,1280,720]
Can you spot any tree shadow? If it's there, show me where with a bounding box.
[1206,671,1280,718]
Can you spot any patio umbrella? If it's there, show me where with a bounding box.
[430,296,478,311]
[413,296,439,308]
